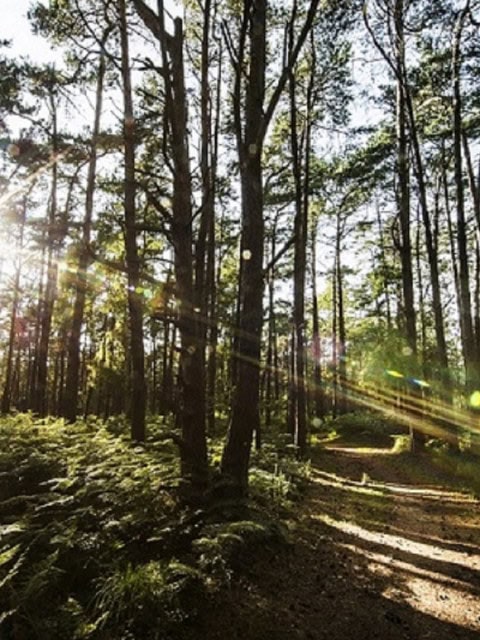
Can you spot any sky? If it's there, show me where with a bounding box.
[2,0,60,64]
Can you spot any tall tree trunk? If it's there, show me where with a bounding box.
[28,238,46,409]
[206,34,222,437]
[63,43,107,422]
[166,322,177,413]
[402,72,449,382]
[288,42,307,454]
[365,0,416,353]
[462,132,480,363]
[331,252,339,418]
[265,221,277,427]
[199,0,221,439]
[163,10,209,485]
[119,0,146,441]
[336,215,347,415]
[475,238,480,364]
[395,43,416,355]
[462,132,480,233]
[133,0,210,486]
[159,318,170,414]
[222,0,320,492]
[311,220,324,419]
[35,100,59,416]
[443,148,463,341]
[1,197,26,413]
[376,202,392,327]
[221,0,267,490]
[415,207,427,370]
[452,5,476,391]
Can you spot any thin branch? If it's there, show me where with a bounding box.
[260,0,321,141]
[362,0,399,80]
[263,235,295,275]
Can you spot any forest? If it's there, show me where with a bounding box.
[0,0,479,638]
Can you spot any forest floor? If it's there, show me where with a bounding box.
[206,436,480,640]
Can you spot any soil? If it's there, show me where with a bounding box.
[206,438,480,640]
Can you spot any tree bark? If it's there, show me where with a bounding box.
[288,32,307,455]
[63,41,107,422]
[221,0,267,490]
[311,220,324,419]
[119,0,146,441]
[336,218,347,415]
[1,197,26,414]
[394,2,416,356]
[35,97,59,416]
[222,0,320,493]
[452,5,477,391]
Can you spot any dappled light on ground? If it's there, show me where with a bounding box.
[313,447,478,502]
[320,446,394,455]
[336,538,480,631]
[208,439,480,639]
[315,513,480,572]
[309,444,480,633]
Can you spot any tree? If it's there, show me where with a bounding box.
[451,0,478,392]
[133,0,210,486]
[119,0,146,441]
[1,196,28,413]
[63,31,110,422]
[363,0,417,355]
[221,0,321,493]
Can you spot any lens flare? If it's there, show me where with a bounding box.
[469,391,480,409]
[385,369,404,379]
[411,378,430,389]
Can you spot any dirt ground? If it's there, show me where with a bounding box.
[206,440,480,640]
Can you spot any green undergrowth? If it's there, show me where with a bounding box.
[0,414,302,640]
[423,445,480,496]
[318,411,480,496]
[249,442,312,508]
[317,410,403,447]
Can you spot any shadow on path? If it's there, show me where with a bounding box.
[207,441,480,640]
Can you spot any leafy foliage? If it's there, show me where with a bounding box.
[0,414,298,639]
[0,414,185,638]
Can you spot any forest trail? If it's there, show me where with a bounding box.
[208,441,480,640]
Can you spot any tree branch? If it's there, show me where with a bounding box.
[263,234,295,275]
[260,0,321,141]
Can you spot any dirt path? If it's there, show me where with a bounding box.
[207,444,480,640]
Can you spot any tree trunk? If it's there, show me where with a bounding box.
[332,254,338,419]
[35,102,59,416]
[288,49,307,455]
[475,238,480,364]
[1,197,26,414]
[63,43,107,422]
[452,6,476,391]
[222,0,320,493]
[403,75,449,382]
[222,150,265,488]
[394,12,416,355]
[311,221,324,419]
[119,0,146,441]
[164,12,209,486]
[336,224,347,415]
[415,207,427,370]
[221,0,266,491]
[27,243,45,409]
[462,132,480,363]
[265,222,277,427]
[376,202,392,327]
